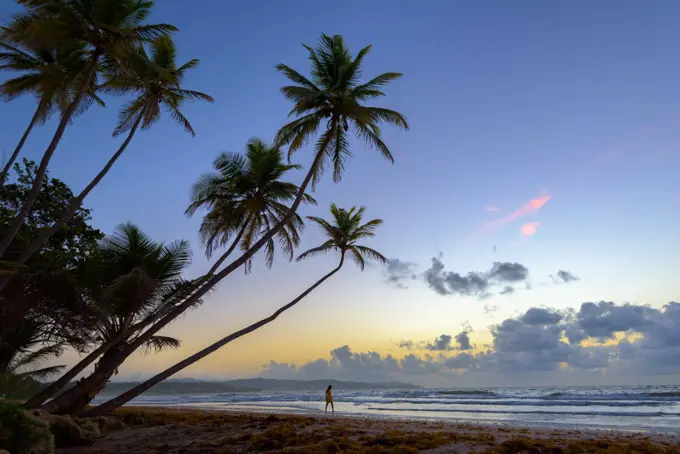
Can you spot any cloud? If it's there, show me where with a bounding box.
[480,195,552,234]
[484,304,500,314]
[499,286,514,295]
[384,259,418,288]
[487,262,529,282]
[425,334,454,351]
[554,270,580,283]
[520,308,563,325]
[455,330,472,350]
[576,301,654,340]
[485,206,500,212]
[395,340,414,350]
[423,256,529,299]
[520,222,540,236]
[261,302,680,386]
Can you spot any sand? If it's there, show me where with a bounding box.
[60,406,680,453]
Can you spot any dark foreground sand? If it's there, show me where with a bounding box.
[62,407,680,453]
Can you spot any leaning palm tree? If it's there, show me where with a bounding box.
[82,34,409,361]
[85,204,387,416]
[0,0,177,257]
[0,316,66,382]
[36,223,194,415]
[0,39,104,183]
[187,138,315,275]
[14,35,212,265]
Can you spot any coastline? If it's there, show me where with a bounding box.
[119,401,680,435]
[61,406,680,453]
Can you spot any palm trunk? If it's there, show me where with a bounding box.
[41,342,130,415]
[85,253,345,416]
[206,217,250,275]
[15,114,143,265]
[24,331,129,409]
[97,123,337,358]
[0,106,42,184]
[0,51,100,259]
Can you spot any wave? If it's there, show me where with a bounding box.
[437,390,496,396]
[363,399,668,408]
[646,392,680,398]
[367,407,680,418]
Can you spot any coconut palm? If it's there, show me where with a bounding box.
[36,223,195,415]
[0,0,177,257]
[0,318,65,379]
[186,138,315,275]
[83,34,408,360]
[14,35,212,266]
[0,317,66,396]
[85,204,387,416]
[0,39,104,183]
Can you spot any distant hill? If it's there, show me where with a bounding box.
[97,378,418,396]
[98,381,258,395]
[223,378,419,391]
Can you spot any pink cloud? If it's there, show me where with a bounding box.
[484,206,500,212]
[479,195,552,235]
[521,222,540,236]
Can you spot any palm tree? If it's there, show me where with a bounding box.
[0,0,177,257]
[14,35,212,265]
[186,138,315,275]
[34,140,315,409]
[0,319,65,380]
[0,318,66,396]
[83,34,408,360]
[85,204,387,416]
[0,39,104,183]
[35,223,194,415]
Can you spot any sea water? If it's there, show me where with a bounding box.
[92,385,680,432]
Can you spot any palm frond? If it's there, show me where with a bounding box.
[16,365,66,380]
[296,243,335,262]
[141,335,181,354]
[275,63,320,91]
[354,245,388,264]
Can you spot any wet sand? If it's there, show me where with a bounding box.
[62,406,680,453]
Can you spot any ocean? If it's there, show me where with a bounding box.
[93,385,680,432]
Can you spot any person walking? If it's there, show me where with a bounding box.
[325,385,334,414]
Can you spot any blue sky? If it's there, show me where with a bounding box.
[1,1,679,385]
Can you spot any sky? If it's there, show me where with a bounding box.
[1,0,679,388]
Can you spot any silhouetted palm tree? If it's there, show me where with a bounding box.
[96,34,408,356]
[186,138,315,274]
[15,35,212,265]
[0,0,177,257]
[34,223,194,414]
[0,39,103,182]
[85,203,387,416]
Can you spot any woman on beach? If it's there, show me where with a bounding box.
[325,385,334,414]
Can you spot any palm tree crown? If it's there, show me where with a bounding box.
[5,0,176,55]
[187,139,316,273]
[297,203,387,270]
[275,34,409,187]
[101,34,213,137]
[0,40,103,123]
[80,222,192,350]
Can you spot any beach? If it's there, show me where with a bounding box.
[92,385,680,432]
[60,406,680,453]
